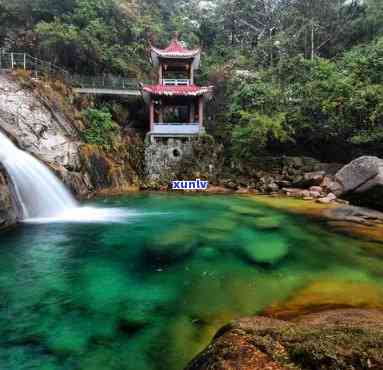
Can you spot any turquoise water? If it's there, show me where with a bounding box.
[1,194,383,370]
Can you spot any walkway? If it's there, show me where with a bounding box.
[0,51,141,97]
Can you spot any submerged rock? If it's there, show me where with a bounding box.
[145,226,197,262]
[251,215,285,230]
[239,230,289,264]
[324,205,383,225]
[185,309,383,370]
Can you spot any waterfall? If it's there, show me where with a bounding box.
[0,131,78,220]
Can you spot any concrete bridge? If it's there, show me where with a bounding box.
[0,51,141,97]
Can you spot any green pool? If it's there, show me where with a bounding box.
[1,194,383,370]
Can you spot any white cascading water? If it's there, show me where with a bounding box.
[0,131,128,223]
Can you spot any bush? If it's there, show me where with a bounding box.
[82,107,120,151]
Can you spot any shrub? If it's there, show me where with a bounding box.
[82,107,120,151]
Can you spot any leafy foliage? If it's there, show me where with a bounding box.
[82,107,120,151]
[231,112,291,161]
[2,0,383,161]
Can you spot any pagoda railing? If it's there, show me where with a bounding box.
[154,122,199,125]
[162,79,190,86]
[152,122,202,135]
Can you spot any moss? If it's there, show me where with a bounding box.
[188,311,383,370]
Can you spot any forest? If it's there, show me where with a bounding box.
[1,0,383,162]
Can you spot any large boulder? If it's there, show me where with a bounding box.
[185,309,383,370]
[335,156,383,211]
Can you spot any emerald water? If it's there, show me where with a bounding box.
[1,194,383,370]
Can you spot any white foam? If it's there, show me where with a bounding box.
[0,131,77,219]
[22,206,137,224]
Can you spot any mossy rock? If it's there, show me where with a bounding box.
[195,247,220,261]
[230,204,265,217]
[186,309,383,370]
[246,215,286,230]
[145,225,198,262]
[238,229,289,264]
[200,218,237,244]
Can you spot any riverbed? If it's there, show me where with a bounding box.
[1,194,383,370]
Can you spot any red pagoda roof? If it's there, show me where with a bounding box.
[150,36,201,69]
[151,39,200,58]
[142,84,213,97]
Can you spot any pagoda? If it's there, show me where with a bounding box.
[141,35,213,142]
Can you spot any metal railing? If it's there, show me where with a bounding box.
[162,79,190,86]
[72,74,139,90]
[0,50,140,91]
[154,122,199,125]
[152,123,202,134]
[0,51,70,81]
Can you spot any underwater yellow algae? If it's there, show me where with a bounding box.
[327,220,383,242]
[263,279,383,320]
[249,195,337,217]
[168,268,308,369]
[223,272,304,316]
[250,195,383,242]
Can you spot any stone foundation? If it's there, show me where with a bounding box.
[145,137,194,181]
[144,135,223,187]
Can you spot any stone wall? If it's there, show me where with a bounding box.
[144,136,224,188]
[145,138,194,182]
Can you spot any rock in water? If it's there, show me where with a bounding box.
[185,309,383,370]
[239,230,289,264]
[335,156,383,211]
[145,225,197,263]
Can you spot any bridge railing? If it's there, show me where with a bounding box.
[0,50,142,91]
[71,74,139,90]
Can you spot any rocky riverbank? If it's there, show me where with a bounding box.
[186,309,383,370]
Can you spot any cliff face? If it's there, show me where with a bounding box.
[0,167,16,230]
[0,73,91,195]
[0,73,139,228]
